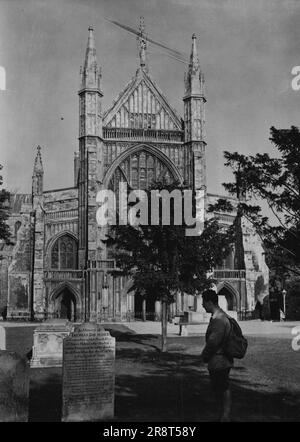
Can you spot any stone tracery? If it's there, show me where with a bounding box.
[108,149,176,192]
[51,235,78,270]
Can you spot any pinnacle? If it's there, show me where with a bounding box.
[80,26,101,90]
[190,33,199,70]
[34,145,43,173]
[138,17,148,71]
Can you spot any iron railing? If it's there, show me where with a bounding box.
[238,310,253,321]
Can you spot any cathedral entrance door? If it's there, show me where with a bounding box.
[55,288,77,322]
[134,294,156,321]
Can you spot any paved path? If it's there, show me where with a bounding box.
[122,319,300,337]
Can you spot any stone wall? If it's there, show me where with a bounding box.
[4,188,81,320]
[43,187,79,268]
[241,217,269,310]
[0,258,9,315]
[8,274,30,319]
[7,202,32,319]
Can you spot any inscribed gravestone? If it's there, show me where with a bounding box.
[62,322,115,422]
[0,350,29,421]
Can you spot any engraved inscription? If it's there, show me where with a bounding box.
[62,323,115,422]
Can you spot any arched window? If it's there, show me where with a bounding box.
[51,235,78,269]
[108,150,176,192]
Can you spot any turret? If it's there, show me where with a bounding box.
[183,34,206,144]
[32,145,43,197]
[80,26,102,91]
[183,34,207,225]
[78,27,104,272]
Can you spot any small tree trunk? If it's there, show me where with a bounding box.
[161,300,168,352]
[142,299,146,322]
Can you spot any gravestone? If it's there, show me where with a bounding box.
[0,350,29,421]
[62,322,115,422]
[30,319,73,368]
[0,323,37,358]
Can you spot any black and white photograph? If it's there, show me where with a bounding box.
[0,0,300,427]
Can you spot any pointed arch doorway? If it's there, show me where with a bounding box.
[134,294,156,321]
[54,287,77,322]
[217,284,238,311]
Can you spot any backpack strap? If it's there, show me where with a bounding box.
[221,314,232,349]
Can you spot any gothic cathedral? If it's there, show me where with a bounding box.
[0,21,269,322]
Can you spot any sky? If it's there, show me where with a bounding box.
[1,0,300,195]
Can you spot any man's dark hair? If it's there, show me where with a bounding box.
[202,289,219,305]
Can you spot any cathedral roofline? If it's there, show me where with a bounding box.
[103,67,182,129]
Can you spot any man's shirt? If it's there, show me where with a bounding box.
[201,307,233,372]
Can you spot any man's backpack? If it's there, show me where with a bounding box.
[223,315,248,359]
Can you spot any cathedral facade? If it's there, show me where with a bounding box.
[0,22,269,322]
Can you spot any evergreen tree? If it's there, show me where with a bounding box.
[209,126,300,279]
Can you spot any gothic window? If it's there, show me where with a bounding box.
[109,150,176,192]
[140,152,146,167]
[131,155,138,188]
[131,169,138,188]
[109,167,129,195]
[51,235,78,269]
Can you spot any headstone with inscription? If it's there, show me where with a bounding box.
[30,319,73,368]
[0,350,29,421]
[62,322,115,422]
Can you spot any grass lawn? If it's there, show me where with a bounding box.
[28,324,300,422]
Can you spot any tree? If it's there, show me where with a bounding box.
[105,181,234,352]
[285,279,300,320]
[0,164,11,244]
[210,126,300,280]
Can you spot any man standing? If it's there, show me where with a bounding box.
[201,289,233,422]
